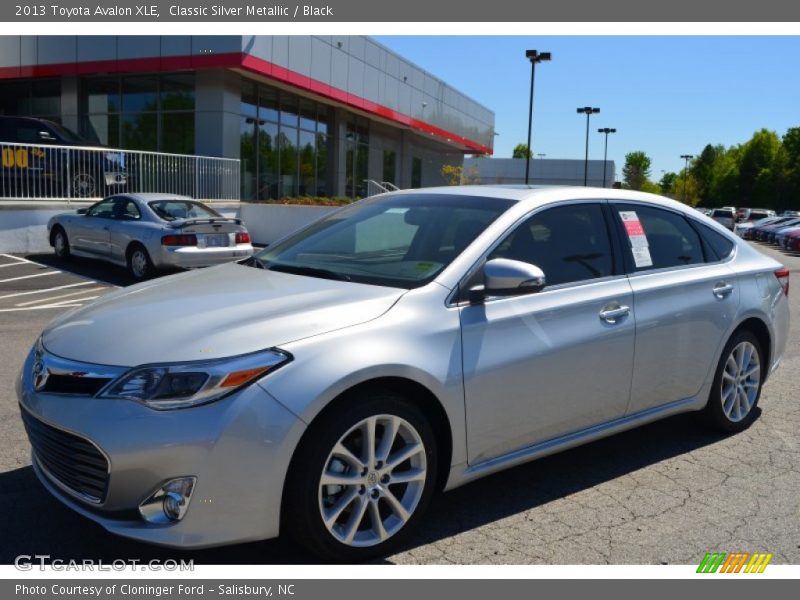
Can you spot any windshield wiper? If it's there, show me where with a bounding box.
[267,263,351,281]
[240,256,266,269]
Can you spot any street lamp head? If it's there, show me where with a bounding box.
[598,127,617,134]
[578,106,600,114]
[525,49,552,63]
[680,154,694,160]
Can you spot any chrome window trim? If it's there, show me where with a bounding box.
[607,199,738,277]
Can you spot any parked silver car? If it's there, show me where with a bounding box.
[47,193,254,279]
[19,186,789,560]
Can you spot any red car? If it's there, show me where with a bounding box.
[785,228,800,251]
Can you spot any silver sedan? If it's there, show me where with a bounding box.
[19,186,789,560]
[47,193,254,280]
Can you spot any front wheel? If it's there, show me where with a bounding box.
[283,392,438,561]
[52,228,70,260]
[704,330,764,433]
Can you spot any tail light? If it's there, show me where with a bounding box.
[774,266,790,297]
[161,234,198,246]
[235,231,251,244]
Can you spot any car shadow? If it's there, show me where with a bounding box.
[0,410,738,565]
[23,254,180,288]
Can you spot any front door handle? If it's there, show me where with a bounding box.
[713,282,734,299]
[599,304,630,323]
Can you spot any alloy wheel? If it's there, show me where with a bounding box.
[54,232,67,257]
[720,341,761,423]
[131,250,148,278]
[72,173,96,198]
[318,414,427,547]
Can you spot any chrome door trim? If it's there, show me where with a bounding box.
[461,396,697,482]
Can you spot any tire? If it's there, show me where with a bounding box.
[283,391,438,561]
[704,330,764,433]
[127,244,154,280]
[51,227,70,260]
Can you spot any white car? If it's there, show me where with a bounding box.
[710,208,736,230]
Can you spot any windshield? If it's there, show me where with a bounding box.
[149,200,222,221]
[42,120,87,144]
[254,194,514,289]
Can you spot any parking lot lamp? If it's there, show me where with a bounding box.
[680,154,694,203]
[524,50,551,185]
[597,128,616,188]
[577,107,600,186]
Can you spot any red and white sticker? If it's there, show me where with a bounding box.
[619,211,653,267]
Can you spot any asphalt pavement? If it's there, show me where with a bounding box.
[0,245,798,565]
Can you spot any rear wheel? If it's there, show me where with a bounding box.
[52,227,70,260]
[127,244,154,280]
[283,391,438,561]
[704,330,764,432]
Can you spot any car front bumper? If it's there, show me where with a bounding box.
[154,244,255,269]
[16,346,305,549]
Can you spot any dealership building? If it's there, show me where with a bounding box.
[0,35,495,200]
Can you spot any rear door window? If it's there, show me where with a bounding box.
[614,204,704,271]
[694,221,735,261]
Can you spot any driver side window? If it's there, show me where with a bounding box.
[86,199,116,218]
[490,203,614,287]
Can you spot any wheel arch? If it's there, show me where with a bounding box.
[286,376,453,494]
[49,223,66,246]
[732,316,772,378]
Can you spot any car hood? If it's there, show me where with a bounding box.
[42,263,405,366]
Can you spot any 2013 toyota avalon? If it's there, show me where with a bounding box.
[17,186,790,560]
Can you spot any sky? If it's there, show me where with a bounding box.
[374,36,800,181]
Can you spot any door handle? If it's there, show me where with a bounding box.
[713,283,734,299]
[599,304,630,323]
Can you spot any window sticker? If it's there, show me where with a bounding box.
[619,210,653,267]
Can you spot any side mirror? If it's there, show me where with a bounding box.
[76,208,88,215]
[469,258,546,303]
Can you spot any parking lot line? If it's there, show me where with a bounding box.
[0,271,61,284]
[0,253,34,264]
[0,281,93,301]
[15,288,108,307]
[0,262,31,269]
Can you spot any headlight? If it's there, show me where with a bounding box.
[99,348,291,410]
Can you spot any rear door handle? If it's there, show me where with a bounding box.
[599,304,630,323]
[713,283,734,299]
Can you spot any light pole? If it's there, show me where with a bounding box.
[597,127,616,188]
[577,106,600,186]
[680,154,694,203]
[524,50,551,185]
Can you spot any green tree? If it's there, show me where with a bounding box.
[659,171,678,195]
[738,129,782,207]
[673,172,701,206]
[622,151,652,190]
[441,164,463,186]
[512,143,531,159]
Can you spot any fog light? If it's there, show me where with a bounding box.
[138,477,196,525]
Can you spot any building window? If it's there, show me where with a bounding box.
[0,79,61,122]
[412,157,422,188]
[239,80,335,201]
[79,73,195,154]
[383,150,396,186]
[346,119,369,199]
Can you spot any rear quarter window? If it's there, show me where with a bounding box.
[694,222,735,261]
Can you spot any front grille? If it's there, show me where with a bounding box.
[21,408,109,503]
[41,374,111,396]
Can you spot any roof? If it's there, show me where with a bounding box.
[395,184,694,211]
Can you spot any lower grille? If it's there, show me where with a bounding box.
[21,408,109,503]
